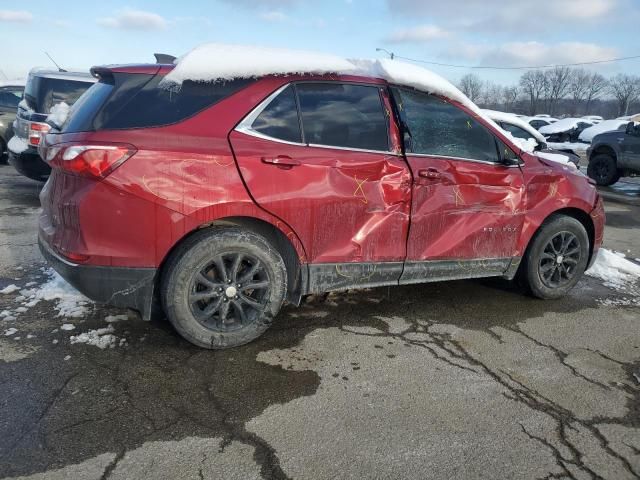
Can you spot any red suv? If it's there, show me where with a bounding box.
[38,61,605,349]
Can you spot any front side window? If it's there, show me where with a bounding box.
[296,83,389,151]
[251,86,301,143]
[392,88,499,163]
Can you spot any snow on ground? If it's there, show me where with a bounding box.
[0,284,20,294]
[539,118,593,135]
[46,102,70,128]
[70,325,125,349]
[587,249,640,291]
[4,328,17,336]
[60,323,75,331]
[28,269,91,318]
[105,314,128,323]
[579,120,629,143]
[7,136,28,154]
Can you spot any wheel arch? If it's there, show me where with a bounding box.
[522,207,596,269]
[590,144,617,162]
[154,216,306,318]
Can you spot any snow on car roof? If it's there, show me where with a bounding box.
[579,120,630,143]
[539,118,593,135]
[162,43,481,114]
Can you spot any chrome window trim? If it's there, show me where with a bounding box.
[234,82,399,155]
[406,153,522,168]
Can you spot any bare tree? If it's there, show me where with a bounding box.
[609,74,640,116]
[584,73,608,114]
[502,86,519,112]
[459,74,483,103]
[519,70,547,115]
[568,68,591,115]
[544,67,572,115]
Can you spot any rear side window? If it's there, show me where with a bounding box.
[392,88,499,163]
[251,86,301,143]
[63,73,255,132]
[0,87,22,108]
[296,83,389,151]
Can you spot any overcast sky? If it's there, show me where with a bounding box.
[2,0,638,85]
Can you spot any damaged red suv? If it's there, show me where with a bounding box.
[39,55,605,349]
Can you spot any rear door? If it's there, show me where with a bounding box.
[390,87,525,284]
[229,81,412,289]
[620,123,640,169]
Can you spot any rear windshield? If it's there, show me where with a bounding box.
[62,73,255,133]
[24,76,93,113]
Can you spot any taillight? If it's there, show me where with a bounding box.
[46,143,136,179]
[28,122,50,146]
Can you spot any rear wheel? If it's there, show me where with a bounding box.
[588,154,620,186]
[161,228,287,349]
[519,215,590,299]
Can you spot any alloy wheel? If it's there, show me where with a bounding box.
[189,252,270,332]
[538,231,582,289]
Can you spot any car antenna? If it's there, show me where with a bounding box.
[44,51,67,73]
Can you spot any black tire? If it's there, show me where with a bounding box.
[519,215,590,300]
[161,228,287,349]
[587,154,620,186]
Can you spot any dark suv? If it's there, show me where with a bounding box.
[587,121,640,186]
[39,58,604,349]
[8,69,94,181]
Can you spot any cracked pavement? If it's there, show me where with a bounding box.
[0,164,639,479]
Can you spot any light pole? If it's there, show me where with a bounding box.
[376,48,395,60]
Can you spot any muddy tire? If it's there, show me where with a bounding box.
[519,215,590,300]
[587,154,619,186]
[161,228,287,349]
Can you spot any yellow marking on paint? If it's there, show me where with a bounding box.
[548,182,559,198]
[453,186,465,206]
[335,264,377,282]
[353,176,368,204]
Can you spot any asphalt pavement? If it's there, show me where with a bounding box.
[0,164,638,480]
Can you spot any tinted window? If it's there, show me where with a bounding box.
[0,87,22,108]
[63,74,254,132]
[98,76,254,130]
[392,88,499,162]
[501,123,533,140]
[24,76,93,113]
[529,120,546,129]
[296,83,388,151]
[251,86,301,143]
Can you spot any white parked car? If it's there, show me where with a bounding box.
[582,115,603,124]
[579,119,630,143]
[483,110,581,166]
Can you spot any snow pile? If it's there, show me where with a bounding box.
[105,314,128,323]
[534,151,578,169]
[19,269,92,318]
[579,120,629,143]
[70,325,124,349]
[60,323,75,331]
[539,118,593,135]
[0,284,20,294]
[587,249,640,291]
[162,43,358,87]
[46,102,70,128]
[4,328,17,336]
[7,136,28,154]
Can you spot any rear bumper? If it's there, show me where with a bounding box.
[39,234,157,320]
[8,147,51,181]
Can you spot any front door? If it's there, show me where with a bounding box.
[389,87,525,284]
[230,81,412,292]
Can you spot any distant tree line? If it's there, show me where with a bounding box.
[458,68,640,118]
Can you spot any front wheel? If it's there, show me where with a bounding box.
[161,228,287,349]
[588,154,620,186]
[519,216,590,299]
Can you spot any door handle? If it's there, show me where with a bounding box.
[261,156,300,168]
[418,168,442,180]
